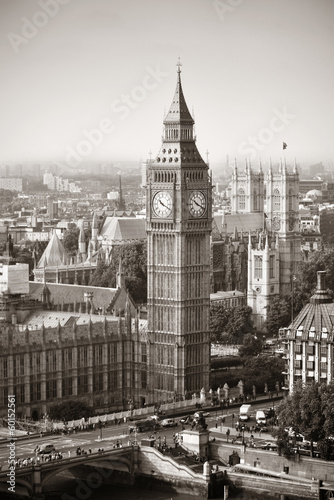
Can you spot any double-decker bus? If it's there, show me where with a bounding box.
[128,418,157,433]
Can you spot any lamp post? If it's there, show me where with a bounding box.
[241,425,245,445]
[98,419,102,441]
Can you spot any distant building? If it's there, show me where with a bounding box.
[213,160,301,329]
[0,262,148,420]
[0,178,22,192]
[210,290,246,309]
[299,178,323,195]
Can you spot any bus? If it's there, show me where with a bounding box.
[128,419,157,433]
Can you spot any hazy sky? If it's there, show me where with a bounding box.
[1,0,334,169]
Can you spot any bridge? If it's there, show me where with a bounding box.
[0,445,137,499]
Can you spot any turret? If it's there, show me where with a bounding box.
[78,224,86,261]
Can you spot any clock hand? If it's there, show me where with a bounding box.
[159,200,168,209]
[193,200,203,209]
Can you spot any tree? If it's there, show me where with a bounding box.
[238,333,262,358]
[241,354,284,395]
[49,400,94,422]
[227,305,254,342]
[89,241,147,303]
[275,380,334,459]
[210,303,229,342]
[263,296,291,337]
[62,227,80,256]
[292,247,334,316]
[210,304,253,344]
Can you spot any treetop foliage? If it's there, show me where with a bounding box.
[275,380,334,460]
[49,400,94,421]
[263,246,334,336]
[89,241,147,304]
[238,333,263,359]
[210,303,253,344]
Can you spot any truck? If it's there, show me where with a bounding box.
[256,410,266,425]
[239,404,252,421]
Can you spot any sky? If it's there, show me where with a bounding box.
[1,0,334,170]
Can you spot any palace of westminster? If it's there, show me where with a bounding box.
[0,65,332,421]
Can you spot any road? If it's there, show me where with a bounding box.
[0,399,279,469]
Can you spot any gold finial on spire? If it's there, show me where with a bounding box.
[176,57,182,74]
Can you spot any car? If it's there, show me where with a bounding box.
[38,443,56,455]
[261,442,278,451]
[180,415,193,425]
[161,418,177,428]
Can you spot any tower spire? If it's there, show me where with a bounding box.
[117,171,126,211]
[177,57,182,78]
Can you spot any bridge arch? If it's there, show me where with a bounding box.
[41,454,133,488]
[0,476,33,498]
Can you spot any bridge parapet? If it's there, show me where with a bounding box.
[0,445,136,498]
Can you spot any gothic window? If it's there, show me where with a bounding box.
[141,343,147,363]
[269,255,275,278]
[254,256,263,279]
[238,188,245,210]
[289,188,293,211]
[0,359,7,379]
[253,189,258,210]
[157,344,163,365]
[108,371,117,391]
[19,356,24,376]
[79,347,88,367]
[19,384,25,404]
[108,343,117,363]
[274,189,281,211]
[46,351,57,372]
[141,370,147,388]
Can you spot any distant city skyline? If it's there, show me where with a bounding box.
[1,0,334,169]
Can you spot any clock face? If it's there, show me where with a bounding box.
[152,191,173,218]
[189,190,207,218]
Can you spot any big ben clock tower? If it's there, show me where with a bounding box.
[146,62,212,403]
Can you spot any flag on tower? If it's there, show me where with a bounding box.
[283,142,287,150]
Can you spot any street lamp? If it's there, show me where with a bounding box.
[98,419,102,441]
[241,425,245,445]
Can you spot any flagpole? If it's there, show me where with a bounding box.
[282,142,287,165]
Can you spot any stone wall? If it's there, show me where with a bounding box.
[138,446,209,497]
[210,439,334,481]
[226,472,319,500]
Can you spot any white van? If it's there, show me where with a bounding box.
[239,404,251,421]
[256,410,266,425]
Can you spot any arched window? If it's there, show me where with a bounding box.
[238,188,245,210]
[289,188,293,211]
[253,189,258,211]
[273,189,281,211]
